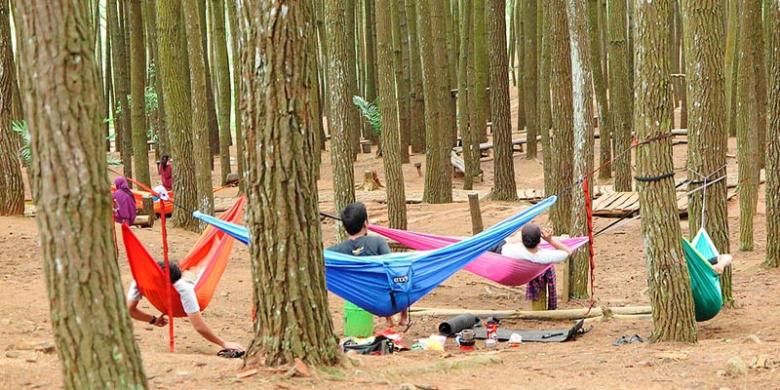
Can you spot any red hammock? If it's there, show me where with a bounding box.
[120,197,245,318]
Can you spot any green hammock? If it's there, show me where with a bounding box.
[681,229,723,322]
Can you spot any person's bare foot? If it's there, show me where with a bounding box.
[713,263,725,274]
[384,316,396,328]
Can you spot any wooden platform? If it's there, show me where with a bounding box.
[451,136,541,154]
[592,188,738,218]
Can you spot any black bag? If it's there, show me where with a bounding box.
[341,336,394,355]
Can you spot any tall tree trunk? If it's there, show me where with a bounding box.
[473,0,490,143]
[0,1,23,216]
[406,0,426,153]
[377,0,408,229]
[486,0,518,201]
[324,0,358,240]
[419,0,453,204]
[752,1,767,170]
[724,0,739,137]
[197,0,219,157]
[240,0,340,366]
[460,0,476,190]
[524,0,538,159]
[129,0,150,187]
[634,0,697,343]
[109,0,132,179]
[565,0,595,299]
[538,0,553,195]
[766,0,780,268]
[548,0,573,233]
[225,0,244,192]
[144,0,169,156]
[682,0,732,305]
[158,0,200,230]
[514,0,525,133]
[608,0,632,191]
[390,0,410,163]
[16,1,148,386]
[587,0,610,179]
[363,0,379,145]
[736,0,761,251]
[104,31,113,152]
[210,0,232,184]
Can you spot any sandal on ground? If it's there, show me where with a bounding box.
[217,348,245,359]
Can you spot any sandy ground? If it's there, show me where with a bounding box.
[2,105,780,389]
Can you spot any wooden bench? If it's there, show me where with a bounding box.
[450,151,483,181]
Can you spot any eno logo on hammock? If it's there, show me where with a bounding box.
[392,275,409,284]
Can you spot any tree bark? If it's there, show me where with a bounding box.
[324,0,358,240]
[418,0,453,204]
[736,0,761,251]
[16,1,148,386]
[681,0,732,304]
[129,0,150,187]
[766,0,780,268]
[473,0,490,143]
[486,0,518,201]
[210,0,232,184]
[0,0,24,215]
[587,0,610,179]
[538,0,553,196]
[524,0,538,159]
[724,0,739,137]
[752,0,767,170]
[514,0,525,134]
[109,0,132,178]
[377,0,408,230]
[225,0,244,192]
[608,0,632,191]
[363,0,379,145]
[548,0,573,233]
[565,0,595,299]
[158,0,200,230]
[390,0,410,163]
[634,0,697,343]
[195,0,219,158]
[460,0,477,190]
[240,0,340,366]
[406,0,426,153]
[144,0,169,156]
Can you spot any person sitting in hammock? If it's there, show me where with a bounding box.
[329,202,409,328]
[497,223,573,264]
[113,176,137,226]
[126,261,244,353]
[708,254,733,274]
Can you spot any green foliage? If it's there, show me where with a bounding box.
[352,96,381,135]
[11,120,32,167]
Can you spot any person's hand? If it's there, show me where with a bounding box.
[152,315,168,327]
[222,341,245,352]
[541,227,554,241]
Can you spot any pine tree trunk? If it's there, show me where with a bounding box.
[363,0,379,145]
[460,0,476,190]
[324,0,358,240]
[129,0,150,187]
[196,0,219,158]
[398,0,412,161]
[473,0,490,143]
[524,0,538,159]
[225,0,244,192]
[16,1,148,386]
[681,0,732,305]
[377,0,408,230]
[548,0,573,233]
[514,0,525,133]
[419,0,453,204]
[724,0,739,137]
[390,0,410,163]
[634,0,697,343]
[104,32,114,152]
[109,0,132,179]
[486,0,518,201]
[158,0,200,230]
[736,0,761,251]
[144,0,169,156]
[587,0,611,179]
[0,1,24,216]
[565,0,595,299]
[608,0,632,191]
[240,0,340,366]
[766,0,780,268]
[752,0,767,170]
[406,0,426,153]
[211,0,232,184]
[538,0,553,195]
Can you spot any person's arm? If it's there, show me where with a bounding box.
[188,312,243,351]
[127,300,167,327]
[542,228,572,255]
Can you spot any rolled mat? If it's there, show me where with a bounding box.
[439,314,481,336]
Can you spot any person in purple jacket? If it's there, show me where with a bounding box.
[112,176,137,226]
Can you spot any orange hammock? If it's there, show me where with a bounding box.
[120,196,245,318]
[111,186,175,215]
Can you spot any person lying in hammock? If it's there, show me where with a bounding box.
[494,223,573,264]
[329,202,409,328]
[126,261,244,353]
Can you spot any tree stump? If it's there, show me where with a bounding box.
[361,170,384,191]
[468,193,484,234]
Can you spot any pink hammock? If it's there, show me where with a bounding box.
[368,225,590,286]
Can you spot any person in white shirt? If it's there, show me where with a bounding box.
[499,223,572,264]
[127,262,244,354]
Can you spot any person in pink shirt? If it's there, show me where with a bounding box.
[157,154,173,191]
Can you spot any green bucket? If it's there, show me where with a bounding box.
[343,301,374,338]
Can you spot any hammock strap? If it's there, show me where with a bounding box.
[583,178,596,315]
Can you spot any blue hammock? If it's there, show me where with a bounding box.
[194,196,557,317]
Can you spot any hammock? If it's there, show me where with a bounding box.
[682,228,723,322]
[194,196,558,317]
[120,197,245,317]
[367,225,589,286]
[111,186,175,215]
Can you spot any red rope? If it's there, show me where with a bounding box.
[583,178,597,315]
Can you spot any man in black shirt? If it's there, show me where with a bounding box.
[328,202,409,328]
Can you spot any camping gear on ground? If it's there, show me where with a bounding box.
[613,334,644,346]
[508,333,523,347]
[473,319,586,343]
[343,301,374,337]
[341,336,394,355]
[217,348,245,359]
[438,314,480,336]
[485,317,499,340]
[120,197,245,317]
[419,335,446,351]
[367,226,589,287]
[457,329,476,352]
[194,196,560,317]
[682,228,724,322]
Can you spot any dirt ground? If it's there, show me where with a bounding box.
[3,106,780,389]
